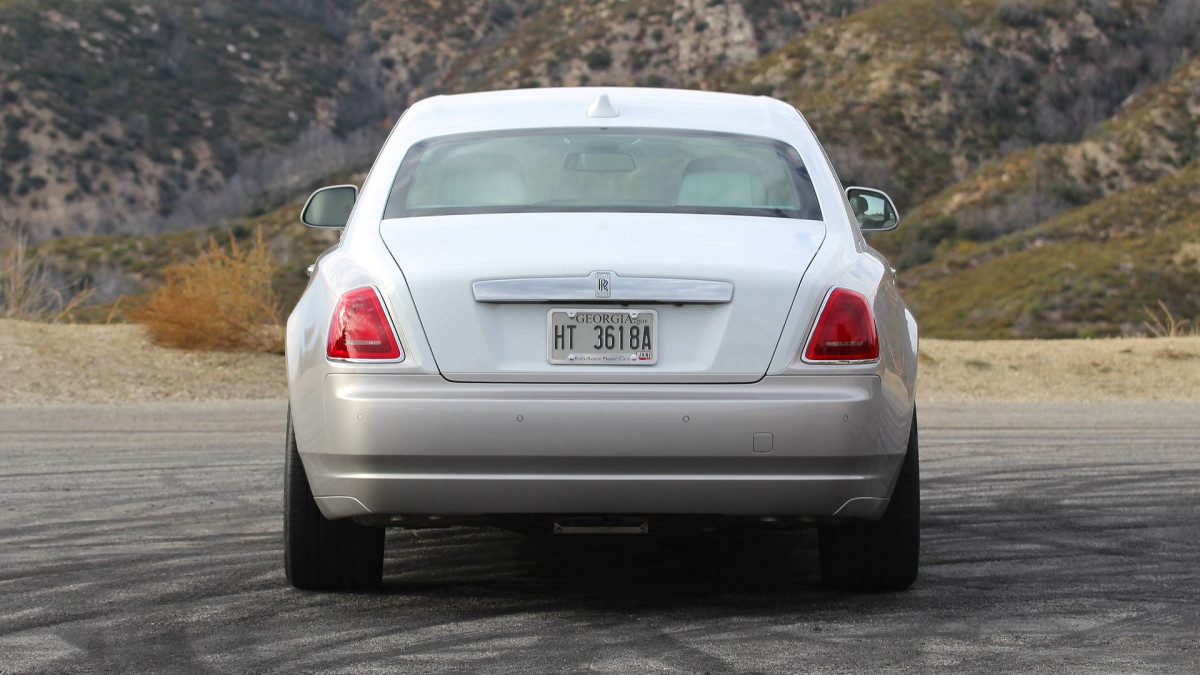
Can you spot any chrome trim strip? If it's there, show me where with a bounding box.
[440,372,763,383]
[342,473,868,481]
[473,271,733,304]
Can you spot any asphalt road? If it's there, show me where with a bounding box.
[1,401,1197,673]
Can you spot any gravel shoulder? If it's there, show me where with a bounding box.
[917,336,1200,402]
[0,319,285,404]
[2,319,1199,404]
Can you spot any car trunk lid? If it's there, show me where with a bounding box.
[380,212,824,383]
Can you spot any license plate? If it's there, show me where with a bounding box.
[547,309,657,365]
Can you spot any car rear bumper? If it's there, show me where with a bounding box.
[297,374,910,521]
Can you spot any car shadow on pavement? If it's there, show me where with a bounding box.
[376,527,849,607]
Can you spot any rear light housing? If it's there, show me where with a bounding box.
[803,288,879,363]
[327,286,404,361]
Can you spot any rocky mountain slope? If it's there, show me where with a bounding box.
[900,157,1200,338]
[705,0,1199,206]
[1,0,383,238]
[881,50,1200,271]
[0,0,873,239]
[2,0,1199,338]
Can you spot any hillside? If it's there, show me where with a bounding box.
[33,195,341,322]
[19,0,1192,238]
[705,0,1200,206]
[900,158,1200,338]
[2,0,1199,340]
[0,0,385,238]
[363,0,883,99]
[881,52,1200,270]
[0,0,870,240]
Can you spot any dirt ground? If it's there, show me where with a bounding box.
[0,319,285,404]
[917,336,1200,402]
[2,319,1198,404]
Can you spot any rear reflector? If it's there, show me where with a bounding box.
[327,286,403,361]
[804,288,879,362]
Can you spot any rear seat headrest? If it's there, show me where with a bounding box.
[438,152,527,206]
[677,156,767,207]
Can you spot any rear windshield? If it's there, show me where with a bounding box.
[383,128,823,220]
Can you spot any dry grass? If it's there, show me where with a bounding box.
[129,229,282,353]
[0,319,285,404]
[1,219,93,321]
[1143,300,1195,338]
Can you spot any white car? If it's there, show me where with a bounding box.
[285,87,919,591]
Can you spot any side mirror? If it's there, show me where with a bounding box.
[845,186,899,232]
[301,185,357,228]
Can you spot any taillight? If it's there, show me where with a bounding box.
[804,288,879,362]
[327,286,403,361]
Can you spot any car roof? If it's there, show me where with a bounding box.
[400,87,806,141]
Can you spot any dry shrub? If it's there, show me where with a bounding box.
[1143,300,1195,338]
[131,229,282,352]
[1,219,94,321]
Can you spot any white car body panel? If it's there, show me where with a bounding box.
[380,212,825,382]
[285,87,918,523]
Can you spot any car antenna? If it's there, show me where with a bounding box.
[587,93,620,118]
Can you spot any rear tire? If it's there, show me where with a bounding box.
[819,411,920,591]
[284,407,385,591]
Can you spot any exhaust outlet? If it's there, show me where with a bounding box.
[553,517,649,535]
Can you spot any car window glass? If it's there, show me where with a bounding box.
[384,129,823,220]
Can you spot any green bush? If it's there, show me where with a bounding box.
[585,48,613,70]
